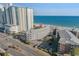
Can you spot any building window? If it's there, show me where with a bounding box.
[8,7,13,24]
[15,7,19,25]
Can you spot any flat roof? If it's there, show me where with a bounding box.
[58,30,79,45]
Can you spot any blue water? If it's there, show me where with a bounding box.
[34,16,79,28]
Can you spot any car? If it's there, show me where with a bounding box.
[8,45,22,51]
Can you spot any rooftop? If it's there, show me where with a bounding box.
[7,6,32,9]
[58,30,79,45]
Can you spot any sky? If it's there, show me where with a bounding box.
[14,3,79,16]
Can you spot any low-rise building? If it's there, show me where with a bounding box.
[16,25,51,42]
[26,25,51,41]
[58,30,79,55]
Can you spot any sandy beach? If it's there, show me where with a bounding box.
[34,23,79,32]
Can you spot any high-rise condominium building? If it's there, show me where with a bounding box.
[4,6,33,33]
[0,4,4,27]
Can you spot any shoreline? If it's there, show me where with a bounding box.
[34,23,79,32]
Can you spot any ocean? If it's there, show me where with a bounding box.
[34,16,79,28]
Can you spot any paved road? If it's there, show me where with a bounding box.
[0,32,50,56]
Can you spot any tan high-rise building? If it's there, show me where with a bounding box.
[4,6,33,33]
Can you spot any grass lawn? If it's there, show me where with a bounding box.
[74,48,79,56]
